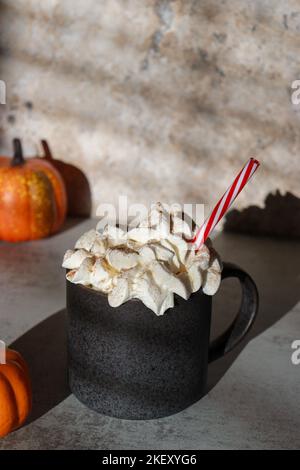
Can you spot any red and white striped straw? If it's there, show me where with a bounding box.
[192,157,260,250]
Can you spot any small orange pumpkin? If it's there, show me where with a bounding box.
[0,155,9,167]
[39,140,91,217]
[27,149,67,232]
[0,348,32,438]
[0,139,67,242]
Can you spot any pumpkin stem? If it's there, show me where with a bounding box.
[41,140,53,160]
[11,138,25,166]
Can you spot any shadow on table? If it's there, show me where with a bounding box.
[10,309,70,424]
[224,190,300,238]
[207,191,300,393]
[58,217,91,235]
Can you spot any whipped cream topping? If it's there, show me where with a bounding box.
[63,203,222,315]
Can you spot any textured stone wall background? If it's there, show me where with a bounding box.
[0,0,299,224]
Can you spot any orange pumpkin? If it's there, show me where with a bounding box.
[0,155,9,167]
[27,156,67,232]
[0,348,32,438]
[39,140,91,217]
[0,139,67,242]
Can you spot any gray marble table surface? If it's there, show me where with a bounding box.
[0,218,299,450]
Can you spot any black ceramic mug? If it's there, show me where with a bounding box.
[67,262,258,420]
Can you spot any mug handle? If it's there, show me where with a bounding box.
[208,262,259,362]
